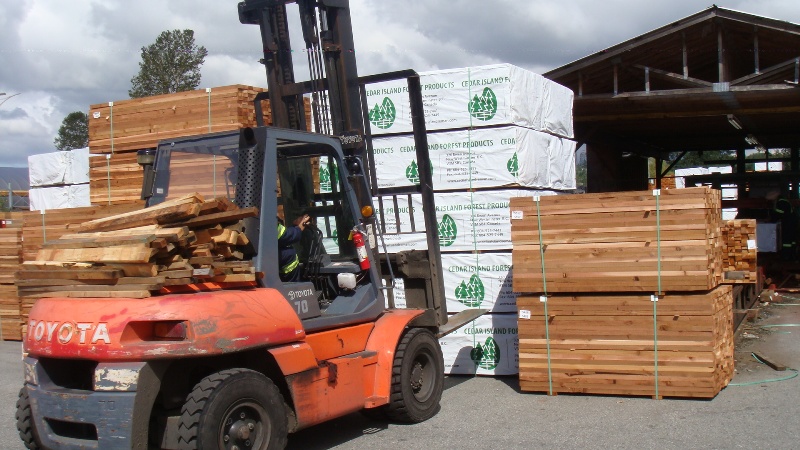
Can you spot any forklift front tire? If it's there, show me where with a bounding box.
[385,328,444,423]
[16,387,41,450]
[177,368,288,450]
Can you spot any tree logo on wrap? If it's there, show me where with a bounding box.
[507,152,519,178]
[368,97,396,129]
[319,162,339,193]
[455,274,485,307]
[468,87,498,121]
[406,160,420,184]
[405,160,433,185]
[437,214,457,246]
[470,336,500,370]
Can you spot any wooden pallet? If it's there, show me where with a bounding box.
[510,187,723,293]
[517,285,734,398]
[17,193,259,299]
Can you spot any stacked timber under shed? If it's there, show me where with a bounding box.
[16,194,258,301]
[362,64,576,375]
[510,186,747,398]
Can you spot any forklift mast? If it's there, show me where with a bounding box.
[239,0,361,137]
[237,0,449,327]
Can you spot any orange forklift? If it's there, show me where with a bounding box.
[17,1,483,448]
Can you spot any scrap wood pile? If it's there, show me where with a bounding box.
[16,194,260,299]
[721,219,757,283]
[511,187,734,399]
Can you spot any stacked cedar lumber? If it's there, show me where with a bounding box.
[16,194,259,300]
[721,219,757,283]
[19,204,143,330]
[88,85,270,206]
[87,86,311,206]
[510,186,723,293]
[517,286,734,398]
[21,204,143,262]
[0,213,23,340]
[512,187,734,398]
[88,85,272,154]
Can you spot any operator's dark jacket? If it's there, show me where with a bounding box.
[278,222,302,281]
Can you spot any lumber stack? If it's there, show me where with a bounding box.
[512,187,734,398]
[0,213,23,340]
[16,194,259,300]
[21,204,143,262]
[721,219,757,283]
[87,85,275,206]
[517,286,734,398]
[510,186,723,293]
[88,85,272,154]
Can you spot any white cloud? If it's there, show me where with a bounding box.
[1,0,800,167]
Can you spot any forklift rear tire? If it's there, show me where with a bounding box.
[16,387,41,450]
[177,368,288,450]
[385,328,444,423]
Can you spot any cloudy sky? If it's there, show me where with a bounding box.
[1,0,800,167]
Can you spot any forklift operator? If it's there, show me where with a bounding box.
[278,214,311,281]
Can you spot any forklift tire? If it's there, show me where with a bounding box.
[16,387,41,450]
[385,328,444,423]
[177,368,288,450]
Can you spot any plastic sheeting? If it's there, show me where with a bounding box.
[368,189,560,253]
[28,148,90,187]
[29,184,91,211]
[387,252,516,313]
[365,64,574,138]
[439,313,519,375]
[366,126,576,191]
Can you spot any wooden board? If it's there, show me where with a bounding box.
[517,286,735,399]
[17,195,258,301]
[511,187,723,294]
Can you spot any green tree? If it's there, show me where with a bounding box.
[129,29,208,98]
[53,111,88,150]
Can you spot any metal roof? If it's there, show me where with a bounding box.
[544,6,800,155]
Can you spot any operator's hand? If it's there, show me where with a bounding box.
[294,214,311,230]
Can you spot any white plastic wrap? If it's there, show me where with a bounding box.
[69,147,90,184]
[439,313,519,376]
[28,148,91,187]
[28,151,69,187]
[369,126,576,191]
[29,184,91,211]
[365,63,574,138]
[386,252,517,313]
[371,189,560,253]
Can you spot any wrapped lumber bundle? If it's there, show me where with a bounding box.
[721,219,757,284]
[0,213,23,340]
[16,194,259,300]
[517,285,735,398]
[510,186,723,293]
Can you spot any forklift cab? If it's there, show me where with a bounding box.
[145,126,386,332]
